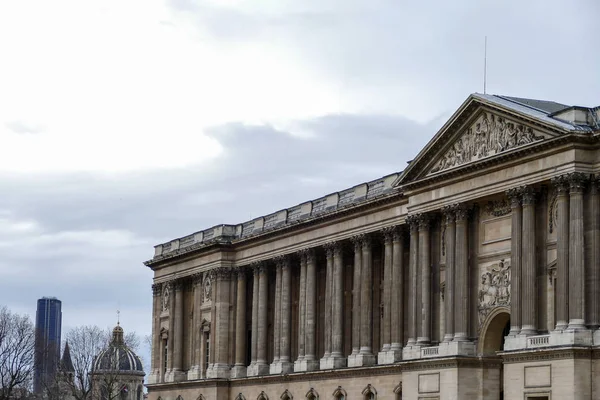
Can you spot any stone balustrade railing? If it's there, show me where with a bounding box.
[152,172,400,259]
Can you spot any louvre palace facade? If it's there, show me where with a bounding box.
[144,93,600,400]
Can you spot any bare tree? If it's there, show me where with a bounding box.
[0,306,35,400]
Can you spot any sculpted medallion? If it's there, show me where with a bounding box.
[430,112,545,174]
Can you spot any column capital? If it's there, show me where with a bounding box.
[506,187,523,207]
[521,186,536,206]
[567,172,589,193]
[236,268,247,279]
[417,213,431,230]
[381,225,397,243]
[213,267,232,281]
[190,273,203,285]
[298,248,316,263]
[392,226,405,242]
[441,205,456,222]
[152,283,162,296]
[350,233,366,249]
[172,279,185,291]
[274,254,290,269]
[406,214,419,232]
[323,242,336,259]
[361,234,372,249]
[551,175,571,195]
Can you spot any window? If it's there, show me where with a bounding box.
[137,386,142,400]
[163,340,168,372]
[120,385,129,400]
[205,333,210,371]
[332,386,347,400]
[305,388,319,400]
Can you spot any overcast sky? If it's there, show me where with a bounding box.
[0,0,598,367]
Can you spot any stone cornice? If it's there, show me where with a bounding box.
[500,346,593,363]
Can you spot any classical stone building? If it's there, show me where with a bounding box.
[144,94,600,400]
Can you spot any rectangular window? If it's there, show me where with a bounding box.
[163,341,168,372]
[205,333,210,371]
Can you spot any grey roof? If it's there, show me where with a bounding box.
[92,325,144,375]
[473,93,592,132]
[500,96,570,114]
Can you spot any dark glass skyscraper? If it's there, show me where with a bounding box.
[33,297,62,394]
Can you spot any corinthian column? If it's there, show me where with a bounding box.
[417,214,432,344]
[507,188,523,335]
[568,172,588,331]
[348,235,363,366]
[320,243,334,369]
[187,275,203,380]
[149,283,161,384]
[248,266,259,373]
[207,268,232,378]
[303,249,319,371]
[231,269,247,378]
[379,226,402,364]
[294,252,307,370]
[271,256,293,374]
[407,216,419,346]
[551,176,569,330]
[270,261,282,373]
[171,281,185,380]
[442,208,456,342]
[357,235,376,366]
[589,178,600,329]
[329,242,346,368]
[521,187,537,335]
[390,228,404,357]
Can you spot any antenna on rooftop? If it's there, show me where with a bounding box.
[483,36,488,94]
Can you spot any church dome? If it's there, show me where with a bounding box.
[92,324,144,376]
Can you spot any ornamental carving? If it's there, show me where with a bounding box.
[162,284,170,311]
[484,199,511,217]
[203,272,213,302]
[478,259,511,330]
[430,113,545,174]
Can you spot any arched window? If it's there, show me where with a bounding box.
[394,382,402,400]
[257,392,269,400]
[361,384,377,400]
[332,386,347,400]
[136,385,143,400]
[280,389,293,400]
[305,388,319,400]
[176,396,183,400]
[234,394,246,400]
[197,396,206,400]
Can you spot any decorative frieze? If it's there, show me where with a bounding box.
[484,199,511,217]
[430,112,545,174]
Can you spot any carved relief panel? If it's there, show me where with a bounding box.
[478,259,511,330]
[429,112,547,174]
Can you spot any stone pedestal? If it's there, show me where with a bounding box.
[230,365,247,378]
[377,349,402,364]
[269,361,293,374]
[164,369,186,382]
[206,363,230,379]
[186,366,202,380]
[246,363,269,376]
[293,359,319,372]
[438,341,476,357]
[349,353,376,367]
[320,355,346,369]
[402,345,422,360]
[147,371,159,384]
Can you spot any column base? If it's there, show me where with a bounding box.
[402,345,422,360]
[147,370,159,384]
[416,337,430,345]
[377,349,402,364]
[164,369,186,383]
[246,362,269,376]
[320,355,346,369]
[186,365,202,380]
[269,361,293,374]
[348,352,376,367]
[439,340,476,357]
[520,325,537,336]
[206,363,230,379]
[293,358,319,372]
[230,365,247,378]
[567,319,587,331]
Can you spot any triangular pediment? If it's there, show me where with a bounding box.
[398,94,571,185]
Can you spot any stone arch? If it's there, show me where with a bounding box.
[257,391,269,400]
[305,388,319,400]
[280,389,293,400]
[197,395,206,400]
[332,386,347,399]
[235,394,246,400]
[393,382,402,399]
[361,384,377,399]
[176,396,183,400]
[478,306,510,356]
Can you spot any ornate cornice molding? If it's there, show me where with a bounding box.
[501,347,592,363]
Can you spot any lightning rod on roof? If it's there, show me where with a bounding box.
[483,36,488,94]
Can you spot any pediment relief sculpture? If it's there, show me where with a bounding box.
[478,259,511,330]
[429,112,546,174]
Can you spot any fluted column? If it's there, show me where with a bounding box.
[303,249,318,370]
[390,228,404,354]
[270,262,282,373]
[231,269,247,378]
[256,264,269,374]
[149,284,161,383]
[280,258,292,371]
[250,266,259,368]
[568,172,588,330]
[329,242,346,368]
[417,214,432,344]
[166,282,175,374]
[357,235,376,365]
[521,187,537,335]
[173,281,184,375]
[349,235,363,362]
[407,216,419,345]
[552,177,569,330]
[294,253,307,369]
[207,268,232,378]
[187,275,204,380]
[589,178,600,329]
[443,208,456,342]
[382,228,393,352]
[507,188,523,335]
[320,243,334,368]
[454,206,469,341]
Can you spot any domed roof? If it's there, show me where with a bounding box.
[92,324,144,376]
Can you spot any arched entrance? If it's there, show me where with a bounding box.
[478,307,510,400]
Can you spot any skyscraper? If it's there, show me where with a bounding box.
[33,297,62,394]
